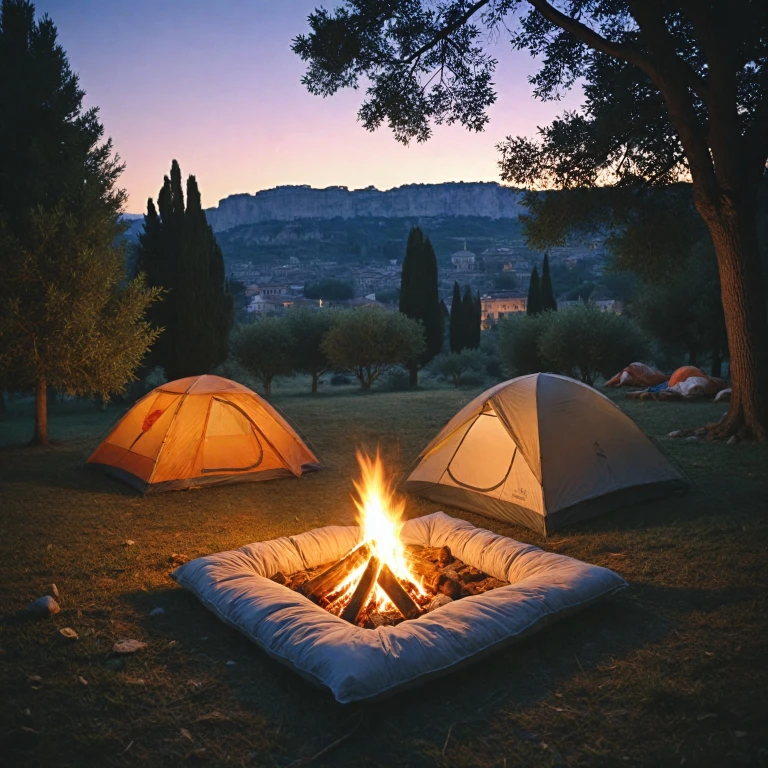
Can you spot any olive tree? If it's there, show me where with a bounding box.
[322,308,426,389]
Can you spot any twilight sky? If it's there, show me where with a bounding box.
[34,0,582,212]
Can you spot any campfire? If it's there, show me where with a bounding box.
[271,451,508,628]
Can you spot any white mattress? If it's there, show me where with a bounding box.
[172,511,626,703]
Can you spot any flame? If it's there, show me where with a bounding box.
[324,449,424,618]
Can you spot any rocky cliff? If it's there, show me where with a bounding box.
[205,182,523,233]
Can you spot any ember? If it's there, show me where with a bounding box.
[272,451,508,627]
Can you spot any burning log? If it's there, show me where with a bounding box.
[405,552,462,600]
[301,542,372,602]
[340,556,381,625]
[376,564,421,620]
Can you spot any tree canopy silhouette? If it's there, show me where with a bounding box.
[293,0,768,440]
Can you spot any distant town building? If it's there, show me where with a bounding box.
[480,291,527,327]
[451,241,476,272]
[288,256,300,265]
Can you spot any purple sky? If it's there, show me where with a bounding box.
[34,0,582,212]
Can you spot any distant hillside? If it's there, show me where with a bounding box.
[215,216,528,265]
[204,182,524,233]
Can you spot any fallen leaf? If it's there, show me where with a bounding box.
[112,639,147,654]
[77,676,88,686]
[180,728,193,741]
[27,675,43,689]
[696,713,717,721]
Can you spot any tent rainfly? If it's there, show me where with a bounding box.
[87,375,320,493]
[402,373,687,535]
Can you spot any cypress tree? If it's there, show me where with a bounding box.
[136,161,233,380]
[449,281,464,352]
[540,253,557,312]
[527,266,543,316]
[399,227,443,385]
[461,285,479,349]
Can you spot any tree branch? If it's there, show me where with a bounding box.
[400,0,490,65]
[524,0,655,75]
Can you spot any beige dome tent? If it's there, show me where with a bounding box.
[402,374,686,535]
[87,375,320,493]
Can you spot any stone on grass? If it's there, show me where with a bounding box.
[77,676,88,686]
[169,553,189,566]
[26,595,60,618]
[56,627,79,642]
[43,584,59,598]
[667,430,683,438]
[225,660,236,666]
[727,435,739,445]
[685,436,701,442]
[149,607,165,617]
[123,540,135,547]
[112,639,147,654]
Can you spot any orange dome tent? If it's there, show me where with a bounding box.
[87,375,320,493]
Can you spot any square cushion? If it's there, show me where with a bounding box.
[172,512,626,703]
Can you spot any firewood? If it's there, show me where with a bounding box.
[376,564,421,620]
[404,552,462,600]
[457,566,488,583]
[340,556,380,625]
[300,542,372,601]
[270,572,288,585]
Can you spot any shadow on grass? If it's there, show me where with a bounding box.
[116,574,759,767]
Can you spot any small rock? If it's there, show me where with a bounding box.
[225,660,236,666]
[56,627,79,642]
[123,540,135,547]
[43,584,59,598]
[149,607,165,617]
[693,427,707,436]
[685,436,701,442]
[169,553,189,566]
[427,594,453,612]
[727,435,739,445]
[26,595,60,618]
[77,676,88,686]
[112,639,147,654]
[668,430,683,438]
[181,728,193,741]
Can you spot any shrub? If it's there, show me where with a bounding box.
[376,366,412,391]
[231,317,295,397]
[330,373,353,386]
[497,312,554,377]
[429,350,488,387]
[322,308,426,389]
[537,303,650,385]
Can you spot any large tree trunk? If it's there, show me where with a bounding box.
[32,377,49,446]
[702,201,768,440]
[311,373,319,394]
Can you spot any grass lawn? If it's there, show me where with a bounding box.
[1,379,767,767]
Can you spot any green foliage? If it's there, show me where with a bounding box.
[231,317,295,398]
[449,282,463,353]
[493,273,518,290]
[540,254,557,312]
[136,161,233,380]
[460,286,477,350]
[399,227,444,380]
[526,266,542,316]
[0,0,160,443]
[497,313,552,378]
[304,278,354,300]
[285,308,335,392]
[429,349,488,387]
[0,208,162,397]
[538,304,650,386]
[375,288,400,304]
[321,308,426,389]
[630,246,726,373]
